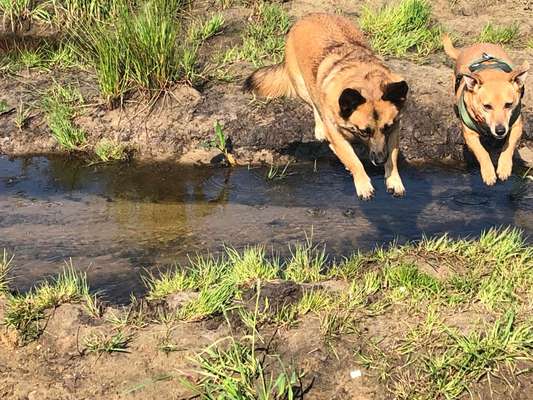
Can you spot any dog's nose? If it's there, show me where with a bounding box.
[370,150,388,166]
[494,125,507,138]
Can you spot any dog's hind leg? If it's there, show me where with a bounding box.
[384,129,405,197]
[497,118,523,181]
[463,127,497,186]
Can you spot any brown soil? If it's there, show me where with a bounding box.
[0,0,532,167]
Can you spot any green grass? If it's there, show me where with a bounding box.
[478,22,520,45]
[359,0,441,58]
[0,249,14,295]
[71,1,223,107]
[41,83,86,150]
[14,101,32,131]
[3,263,94,343]
[0,0,50,31]
[221,2,290,68]
[94,138,127,162]
[84,330,131,353]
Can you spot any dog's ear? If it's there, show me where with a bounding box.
[339,88,366,119]
[463,73,482,91]
[382,80,409,107]
[510,60,529,88]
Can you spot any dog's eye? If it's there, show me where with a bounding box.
[483,104,493,110]
[504,102,513,109]
[383,123,393,133]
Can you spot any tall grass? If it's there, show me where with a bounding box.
[71,0,223,107]
[0,0,50,31]
[360,0,441,58]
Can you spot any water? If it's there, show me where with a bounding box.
[1,155,531,303]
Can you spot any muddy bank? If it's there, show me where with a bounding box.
[1,0,532,166]
[1,228,532,399]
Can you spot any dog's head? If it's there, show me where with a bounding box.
[463,61,529,139]
[336,79,408,166]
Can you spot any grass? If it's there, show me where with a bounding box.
[71,1,224,107]
[41,83,86,150]
[14,101,32,131]
[84,330,132,353]
[3,228,531,398]
[3,262,94,343]
[359,0,441,58]
[478,22,520,45]
[0,0,50,31]
[220,1,290,69]
[94,139,127,162]
[207,121,237,166]
[0,249,14,294]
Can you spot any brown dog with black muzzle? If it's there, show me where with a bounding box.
[443,35,529,186]
[243,13,409,200]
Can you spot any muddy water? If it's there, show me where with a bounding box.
[1,155,531,303]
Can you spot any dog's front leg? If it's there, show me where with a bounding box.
[326,128,374,200]
[463,127,497,186]
[497,118,523,181]
[384,128,405,197]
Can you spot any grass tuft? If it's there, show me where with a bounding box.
[94,139,127,162]
[0,249,14,294]
[478,22,520,45]
[84,330,131,354]
[359,0,441,58]
[41,83,86,150]
[4,263,93,343]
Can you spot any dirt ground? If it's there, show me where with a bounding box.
[0,0,532,166]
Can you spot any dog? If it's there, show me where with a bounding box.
[443,35,529,185]
[243,13,409,200]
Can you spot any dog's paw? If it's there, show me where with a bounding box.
[386,175,405,197]
[480,165,497,186]
[496,158,513,181]
[355,177,375,200]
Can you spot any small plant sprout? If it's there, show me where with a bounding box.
[212,121,236,166]
[14,101,31,131]
[266,162,291,181]
[0,249,14,294]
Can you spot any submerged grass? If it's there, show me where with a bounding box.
[94,139,127,162]
[359,0,441,58]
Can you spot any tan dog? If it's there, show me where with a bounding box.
[244,13,409,200]
[443,35,529,185]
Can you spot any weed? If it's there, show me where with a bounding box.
[297,289,335,315]
[478,22,520,45]
[283,241,326,283]
[84,330,131,353]
[14,101,31,131]
[41,83,86,150]
[359,0,441,58]
[94,139,127,162]
[144,268,195,301]
[209,121,236,165]
[0,100,8,113]
[0,249,14,294]
[266,162,291,181]
[4,263,93,343]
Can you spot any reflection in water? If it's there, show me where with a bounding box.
[0,155,531,303]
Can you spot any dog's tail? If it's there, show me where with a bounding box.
[243,63,294,98]
[442,34,459,60]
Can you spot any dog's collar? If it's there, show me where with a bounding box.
[454,53,523,136]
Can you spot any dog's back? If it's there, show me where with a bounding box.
[244,13,385,104]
